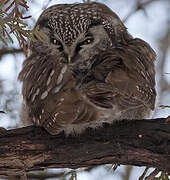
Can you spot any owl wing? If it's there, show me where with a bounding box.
[84,38,156,111]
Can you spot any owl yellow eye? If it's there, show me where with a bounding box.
[80,38,93,46]
[52,39,61,45]
[51,39,63,51]
[53,39,61,45]
[85,38,93,44]
[76,38,94,52]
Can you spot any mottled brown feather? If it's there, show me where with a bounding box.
[18,2,156,135]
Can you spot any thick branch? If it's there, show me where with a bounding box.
[0,118,169,177]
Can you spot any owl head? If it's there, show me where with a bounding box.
[30,2,132,65]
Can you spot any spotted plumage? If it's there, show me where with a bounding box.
[19,2,156,135]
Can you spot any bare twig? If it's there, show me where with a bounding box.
[139,167,150,180]
[123,0,161,22]
[145,168,160,180]
[0,48,23,59]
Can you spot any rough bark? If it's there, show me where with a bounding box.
[0,118,169,177]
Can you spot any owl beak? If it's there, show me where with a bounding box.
[68,55,71,64]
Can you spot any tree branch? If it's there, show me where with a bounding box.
[0,48,23,59]
[123,0,161,22]
[0,118,169,177]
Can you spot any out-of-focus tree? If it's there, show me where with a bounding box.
[0,0,169,180]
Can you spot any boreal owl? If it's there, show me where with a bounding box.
[18,2,156,135]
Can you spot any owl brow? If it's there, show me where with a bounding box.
[50,33,56,38]
[88,19,102,29]
[85,32,93,38]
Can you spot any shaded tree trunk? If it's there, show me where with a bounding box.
[0,118,169,177]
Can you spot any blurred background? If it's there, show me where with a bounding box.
[0,0,169,179]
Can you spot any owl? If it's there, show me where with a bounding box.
[18,2,156,135]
